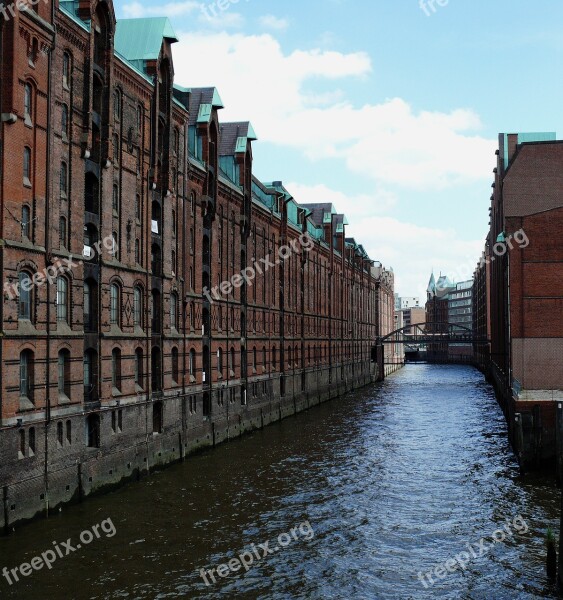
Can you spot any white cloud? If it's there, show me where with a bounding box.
[169,29,491,296]
[285,182,480,298]
[285,182,397,215]
[258,14,289,31]
[172,31,495,192]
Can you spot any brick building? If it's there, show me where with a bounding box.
[473,132,563,470]
[0,0,397,529]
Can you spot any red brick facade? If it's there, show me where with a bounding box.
[473,133,563,469]
[0,0,396,528]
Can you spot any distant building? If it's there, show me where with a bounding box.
[448,280,473,330]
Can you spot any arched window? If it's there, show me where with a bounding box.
[24,83,32,120]
[83,278,98,331]
[83,348,98,403]
[171,347,179,383]
[112,232,119,260]
[262,347,267,369]
[58,349,71,398]
[22,205,31,239]
[61,104,68,139]
[19,350,34,401]
[151,289,161,333]
[113,89,121,120]
[56,276,69,323]
[60,162,68,197]
[23,147,31,184]
[190,192,195,216]
[230,347,235,374]
[151,346,162,391]
[189,348,196,378]
[253,347,257,370]
[18,271,33,320]
[134,285,143,328]
[111,348,122,391]
[217,348,223,374]
[170,292,178,329]
[62,52,70,88]
[135,239,140,264]
[134,348,144,388]
[112,184,119,212]
[110,283,120,326]
[272,346,277,370]
[59,216,67,248]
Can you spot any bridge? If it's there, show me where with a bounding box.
[372,322,489,381]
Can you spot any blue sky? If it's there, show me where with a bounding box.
[117,0,563,300]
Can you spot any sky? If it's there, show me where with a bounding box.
[116,0,563,301]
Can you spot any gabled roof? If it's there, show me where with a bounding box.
[188,88,224,126]
[115,18,178,67]
[219,122,257,156]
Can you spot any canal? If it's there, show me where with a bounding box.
[0,364,560,599]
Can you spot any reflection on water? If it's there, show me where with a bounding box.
[0,365,559,599]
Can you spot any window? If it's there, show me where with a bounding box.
[23,147,31,185]
[110,283,120,326]
[171,250,177,274]
[84,349,98,402]
[230,347,235,374]
[19,350,34,401]
[135,239,140,264]
[22,205,31,239]
[58,349,71,398]
[57,422,64,447]
[153,401,163,434]
[18,272,32,320]
[170,292,178,329]
[134,286,143,328]
[56,276,69,323]
[190,192,195,216]
[137,105,143,129]
[111,232,119,260]
[172,347,179,383]
[135,194,141,220]
[59,216,67,248]
[28,38,38,63]
[113,90,121,120]
[62,52,70,88]
[112,348,122,391]
[66,420,72,444]
[61,104,68,139]
[86,414,100,448]
[29,427,36,455]
[217,348,223,374]
[135,348,144,389]
[272,346,277,370]
[24,83,32,122]
[112,184,119,212]
[189,349,196,379]
[60,162,68,197]
[113,134,119,164]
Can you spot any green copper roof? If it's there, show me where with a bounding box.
[115,18,178,63]
[197,103,213,124]
[503,132,556,168]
